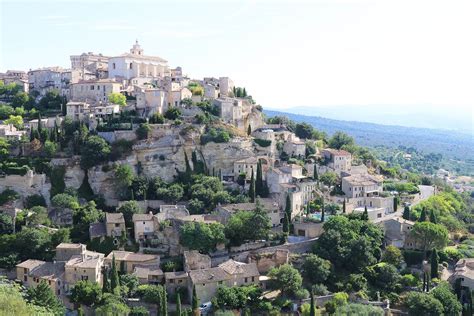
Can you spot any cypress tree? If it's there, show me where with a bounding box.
[419,208,427,222]
[431,249,439,279]
[422,271,426,292]
[249,168,256,202]
[429,209,438,224]
[110,254,120,294]
[192,286,199,316]
[176,293,182,316]
[310,291,316,316]
[256,161,263,197]
[402,206,410,220]
[247,125,251,135]
[467,289,473,316]
[321,197,325,222]
[283,212,289,233]
[161,287,168,316]
[426,273,430,292]
[285,195,291,220]
[342,199,346,214]
[102,267,110,293]
[243,87,247,97]
[362,205,369,221]
[313,164,318,181]
[393,196,399,212]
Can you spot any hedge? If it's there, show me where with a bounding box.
[254,138,272,147]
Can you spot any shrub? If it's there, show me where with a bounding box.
[254,138,272,147]
[403,250,424,266]
[24,194,47,208]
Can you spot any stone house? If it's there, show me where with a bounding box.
[266,167,292,194]
[165,271,189,296]
[66,101,91,121]
[104,251,160,274]
[216,198,282,227]
[283,134,306,157]
[183,250,212,272]
[214,97,243,127]
[70,79,122,104]
[0,124,27,141]
[132,212,156,242]
[322,148,352,175]
[380,217,416,249]
[293,221,324,238]
[105,212,126,237]
[449,259,474,291]
[188,260,259,304]
[16,260,65,296]
[64,248,104,290]
[133,265,164,285]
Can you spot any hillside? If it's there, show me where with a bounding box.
[264,109,474,174]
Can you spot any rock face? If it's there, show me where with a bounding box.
[51,157,85,190]
[0,170,51,206]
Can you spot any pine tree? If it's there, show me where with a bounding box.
[110,254,120,294]
[431,249,439,279]
[429,209,438,224]
[248,169,256,202]
[102,267,110,293]
[402,206,410,220]
[342,199,346,214]
[176,293,182,316]
[285,194,291,221]
[243,87,247,97]
[426,273,430,291]
[393,196,399,212]
[27,280,65,315]
[362,205,369,221]
[310,291,316,316]
[419,208,427,222]
[247,125,251,136]
[256,161,263,197]
[192,286,199,316]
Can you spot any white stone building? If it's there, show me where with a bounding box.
[70,79,122,104]
[322,148,352,175]
[108,41,170,81]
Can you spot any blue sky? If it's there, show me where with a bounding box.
[1,0,473,114]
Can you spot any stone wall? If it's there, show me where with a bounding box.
[0,171,51,206]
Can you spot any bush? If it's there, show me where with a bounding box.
[403,250,424,266]
[0,189,19,205]
[24,194,47,208]
[254,138,272,147]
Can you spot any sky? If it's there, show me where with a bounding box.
[1,0,473,119]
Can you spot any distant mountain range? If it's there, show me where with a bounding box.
[263,109,474,162]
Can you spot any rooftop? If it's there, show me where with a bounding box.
[323,148,351,157]
[133,212,154,222]
[106,251,159,263]
[343,174,382,186]
[105,212,125,224]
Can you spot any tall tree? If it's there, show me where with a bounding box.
[429,209,438,224]
[283,211,290,234]
[248,169,256,203]
[102,267,110,293]
[431,249,439,279]
[110,254,120,294]
[411,222,449,257]
[321,197,325,222]
[192,286,199,316]
[402,206,410,220]
[256,161,263,197]
[313,164,319,181]
[161,288,168,316]
[362,205,369,221]
[393,196,399,212]
[419,208,427,222]
[310,291,316,316]
[342,199,346,214]
[26,280,65,315]
[285,194,291,221]
[422,271,426,292]
[247,125,251,136]
[176,293,182,316]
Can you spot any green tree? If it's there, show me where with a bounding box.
[161,287,168,316]
[80,135,111,169]
[256,161,263,197]
[431,281,462,315]
[136,123,151,140]
[309,291,316,316]
[410,222,449,256]
[164,107,182,120]
[130,306,149,316]
[328,132,354,149]
[362,205,369,221]
[118,200,141,227]
[176,292,182,316]
[119,274,139,297]
[313,164,319,181]
[429,209,438,224]
[4,115,23,129]
[320,172,338,187]
[43,140,57,157]
[268,264,303,297]
[402,206,410,220]
[295,123,314,140]
[419,208,427,222]
[248,169,256,202]
[26,280,65,315]
[108,92,126,106]
[180,222,226,254]
[430,248,439,279]
[114,164,134,195]
[251,199,271,240]
[382,245,403,267]
[282,212,290,234]
[110,254,120,294]
[95,293,130,316]
[137,284,166,312]
[69,280,102,306]
[302,254,331,285]
[192,286,199,316]
[102,267,110,293]
[0,283,48,315]
[342,199,346,213]
[405,292,443,315]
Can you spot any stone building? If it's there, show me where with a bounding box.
[322,148,352,175]
[70,79,122,104]
[104,251,160,274]
[108,41,171,81]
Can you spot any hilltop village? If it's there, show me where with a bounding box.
[0,42,473,315]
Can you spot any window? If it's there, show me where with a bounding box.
[90,85,94,90]
[130,63,133,69]
[245,277,248,283]
[115,223,120,227]
[24,268,27,273]
[169,279,174,284]
[252,277,255,282]
[81,275,88,281]
[24,275,27,282]
[113,63,116,69]
[49,280,51,285]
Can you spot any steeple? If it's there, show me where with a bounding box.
[130,40,144,55]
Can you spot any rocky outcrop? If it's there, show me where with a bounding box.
[0,170,51,206]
